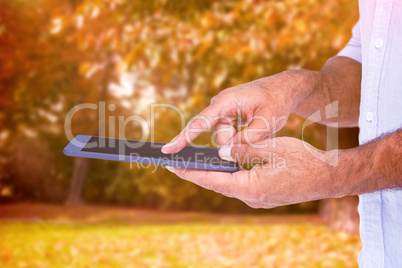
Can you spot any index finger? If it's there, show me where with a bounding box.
[161,104,222,154]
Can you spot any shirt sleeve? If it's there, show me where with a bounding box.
[337,21,362,63]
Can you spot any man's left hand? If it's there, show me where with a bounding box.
[167,137,342,208]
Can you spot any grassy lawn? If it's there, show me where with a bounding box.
[0,204,361,268]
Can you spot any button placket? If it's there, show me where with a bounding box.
[363,0,394,140]
[366,112,374,122]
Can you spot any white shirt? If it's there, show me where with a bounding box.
[337,0,402,267]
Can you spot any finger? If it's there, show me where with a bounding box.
[214,114,271,149]
[213,121,238,148]
[162,104,221,154]
[218,141,275,164]
[231,116,271,146]
[242,200,262,209]
[261,134,271,141]
[241,200,276,209]
[210,95,218,105]
[167,166,250,198]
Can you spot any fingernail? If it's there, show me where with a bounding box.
[166,166,175,173]
[162,136,178,153]
[219,146,233,161]
[161,144,169,153]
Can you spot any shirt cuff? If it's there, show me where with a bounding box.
[337,45,362,64]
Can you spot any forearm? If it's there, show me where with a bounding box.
[334,129,402,196]
[291,56,362,127]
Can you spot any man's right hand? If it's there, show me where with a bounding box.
[161,70,314,154]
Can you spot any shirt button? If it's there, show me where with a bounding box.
[366,112,374,122]
[375,39,383,48]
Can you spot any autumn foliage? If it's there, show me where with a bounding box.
[0,0,358,211]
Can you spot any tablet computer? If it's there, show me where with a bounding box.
[63,135,239,172]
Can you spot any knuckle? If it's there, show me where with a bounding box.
[190,117,209,130]
[210,91,226,104]
[210,96,217,104]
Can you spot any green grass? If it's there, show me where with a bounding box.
[0,222,361,268]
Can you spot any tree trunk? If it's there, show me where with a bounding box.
[319,127,360,234]
[65,56,115,206]
[65,157,90,205]
[320,196,359,234]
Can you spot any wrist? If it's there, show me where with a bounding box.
[330,149,356,197]
[332,146,376,197]
[282,69,322,110]
[310,148,349,199]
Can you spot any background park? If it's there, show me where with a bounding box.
[1,0,362,267]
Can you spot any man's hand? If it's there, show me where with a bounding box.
[168,130,401,208]
[161,70,316,154]
[162,57,362,155]
[160,56,374,207]
[167,137,340,208]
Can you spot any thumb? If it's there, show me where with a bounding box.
[218,142,273,164]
